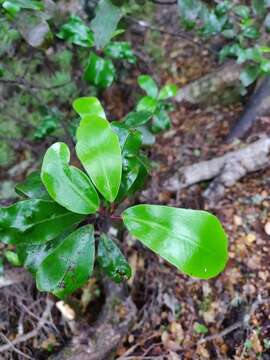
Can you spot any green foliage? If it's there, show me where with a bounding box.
[0,97,229,297]
[57,15,94,48]
[177,0,270,87]
[84,52,116,88]
[1,0,44,17]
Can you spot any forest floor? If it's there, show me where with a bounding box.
[1,5,270,360]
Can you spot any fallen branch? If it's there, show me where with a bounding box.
[165,137,270,203]
[175,61,242,106]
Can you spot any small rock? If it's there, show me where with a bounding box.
[264,222,270,236]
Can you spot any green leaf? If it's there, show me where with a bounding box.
[260,59,270,73]
[17,236,63,274]
[34,114,58,140]
[240,65,260,87]
[36,225,95,298]
[0,199,84,244]
[76,115,122,202]
[15,171,50,200]
[233,5,250,18]
[138,75,158,98]
[194,323,208,334]
[158,84,178,100]
[97,234,131,283]
[252,0,268,17]
[122,205,228,279]
[73,97,106,119]
[136,96,158,113]
[152,108,171,133]
[104,41,136,64]
[41,142,100,215]
[57,15,94,48]
[124,111,152,128]
[91,0,123,49]
[5,250,21,266]
[2,0,44,16]
[84,52,116,89]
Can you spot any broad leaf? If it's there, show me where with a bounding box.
[138,75,158,98]
[0,199,84,244]
[15,171,50,200]
[76,115,122,202]
[2,0,44,16]
[158,84,178,100]
[41,142,99,215]
[123,205,228,279]
[36,225,95,298]
[97,234,131,283]
[91,0,123,49]
[57,15,94,48]
[73,97,106,119]
[84,52,115,88]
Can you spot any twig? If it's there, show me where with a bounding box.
[0,298,53,354]
[0,332,32,359]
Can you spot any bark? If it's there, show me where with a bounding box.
[227,76,270,141]
[50,281,137,360]
[165,137,270,204]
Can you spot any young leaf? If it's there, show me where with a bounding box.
[5,250,21,266]
[84,52,116,88]
[73,97,106,119]
[76,115,122,202]
[0,199,84,244]
[158,84,178,100]
[2,0,44,16]
[97,234,131,283]
[36,225,95,298]
[138,75,159,98]
[57,15,94,48]
[91,0,123,49]
[41,142,100,215]
[122,205,228,279]
[15,171,50,200]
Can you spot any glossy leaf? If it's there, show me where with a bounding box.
[158,84,178,100]
[73,97,106,119]
[123,205,228,279]
[136,96,158,113]
[5,250,21,266]
[17,235,64,274]
[91,0,123,49]
[84,52,115,89]
[57,15,94,48]
[138,75,158,98]
[104,41,136,63]
[0,199,84,244]
[124,111,152,128]
[76,115,122,202]
[15,171,50,200]
[41,142,99,215]
[97,234,131,283]
[36,225,95,298]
